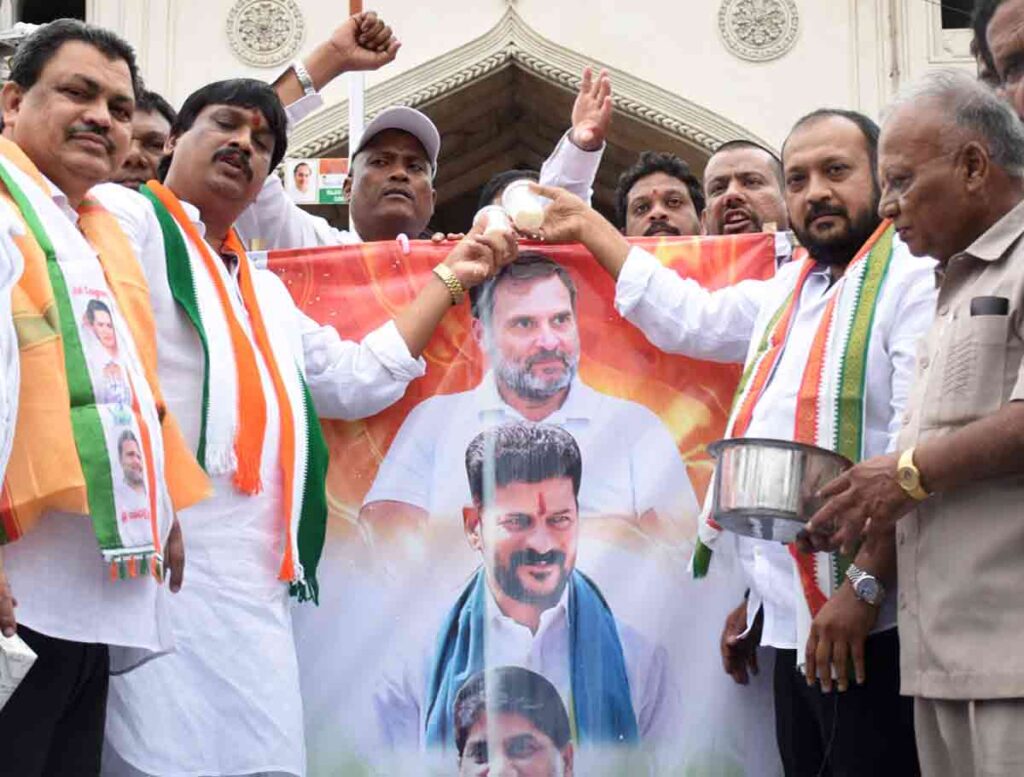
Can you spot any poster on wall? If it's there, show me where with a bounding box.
[268,233,783,776]
[283,158,349,205]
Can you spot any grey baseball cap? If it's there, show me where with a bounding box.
[352,106,440,173]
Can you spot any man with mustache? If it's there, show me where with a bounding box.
[374,423,678,756]
[360,251,698,543]
[0,20,207,776]
[614,150,704,237]
[529,107,936,775]
[702,140,789,238]
[235,65,610,248]
[111,89,175,191]
[93,71,515,777]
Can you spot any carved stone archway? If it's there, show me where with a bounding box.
[290,9,769,232]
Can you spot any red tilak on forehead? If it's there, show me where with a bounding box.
[249,109,263,130]
[537,491,547,515]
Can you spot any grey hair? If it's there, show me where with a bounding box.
[883,68,1024,178]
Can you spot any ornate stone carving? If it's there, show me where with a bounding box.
[287,9,769,160]
[718,0,799,63]
[226,0,305,68]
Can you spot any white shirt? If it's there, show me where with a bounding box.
[373,572,680,749]
[615,242,938,649]
[363,372,699,525]
[92,184,425,777]
[233,127,604,251]
[0,199,23,490]
[0,166,173,657]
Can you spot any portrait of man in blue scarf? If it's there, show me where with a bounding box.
[424,422,643,750]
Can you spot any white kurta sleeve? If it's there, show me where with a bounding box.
[539,131,604,205]
[0,200,23,482]
[301,312,426,421]
[884,254,939,451]
[614,246,770,363]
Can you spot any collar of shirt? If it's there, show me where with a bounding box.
[179,196,242,275]
[39,172,77,223]
[960,197,1024,264]
[484,572,570,642]
[476,371,600,426]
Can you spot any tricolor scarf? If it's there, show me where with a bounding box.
[424,568,638,749]
[0,138,209,579]
[693,222,896,635]
[140,181,328,603]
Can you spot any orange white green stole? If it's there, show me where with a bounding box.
[694,222,896,627]
[140,181,329,603]
[0,138,209,579]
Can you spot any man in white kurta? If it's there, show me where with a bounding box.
[0,21,206,775]
[527,109,937,775]
[95,62,521,774]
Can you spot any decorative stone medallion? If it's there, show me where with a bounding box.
[718,0,799,63]
[226,0,305,68]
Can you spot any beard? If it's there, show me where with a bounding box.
[795,198,881,267]
[494,348,578,401]
[494,548,570,608]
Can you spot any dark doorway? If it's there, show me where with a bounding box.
[19,0,86,24]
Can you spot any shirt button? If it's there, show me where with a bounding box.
[938,304,949,316]
[919,356,930,369]
[899,593,907,610]
[901,413,911,426]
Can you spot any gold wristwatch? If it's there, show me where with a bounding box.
[432,263,466,306]
[897,447,929,501]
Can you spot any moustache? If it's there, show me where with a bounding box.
[806,202,848,224]
[644,222,681,237]
[212,147,253,181]
[67,124,113,152]
[509,549,566,568]
[524,349,570,371]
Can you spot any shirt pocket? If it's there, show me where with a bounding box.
[928,312,1009,427]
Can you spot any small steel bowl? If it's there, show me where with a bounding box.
[707,438,852,543]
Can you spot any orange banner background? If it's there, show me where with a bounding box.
[267,233,777,536]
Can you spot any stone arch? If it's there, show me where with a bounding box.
[290,9,768,231]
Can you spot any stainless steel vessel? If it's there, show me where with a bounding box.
[707,438,852,543]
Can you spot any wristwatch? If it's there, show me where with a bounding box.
[846,563,885,607]
[432,263,466,306]
[897,447,929,501]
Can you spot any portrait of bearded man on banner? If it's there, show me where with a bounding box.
[373,423,680,767]
[359,252,699,550]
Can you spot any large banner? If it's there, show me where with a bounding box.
[269,235,783,776]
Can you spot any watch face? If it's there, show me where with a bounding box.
[856,577,881,604]
[898,467,915,487]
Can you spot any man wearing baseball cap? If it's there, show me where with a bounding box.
[235,72,603,247]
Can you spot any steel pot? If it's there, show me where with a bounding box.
[707,438,852,543]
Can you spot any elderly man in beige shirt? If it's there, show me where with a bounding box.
[805,70,1024,777]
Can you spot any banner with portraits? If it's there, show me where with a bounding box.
[268,234,783,776]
